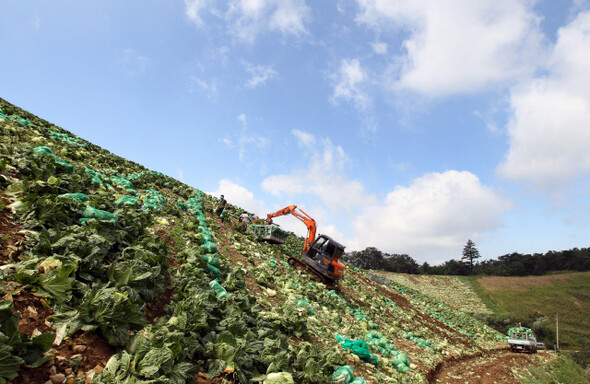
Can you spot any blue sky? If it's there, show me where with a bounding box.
[2,0,590,264]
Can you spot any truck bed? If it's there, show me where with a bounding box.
[507,338,537,353]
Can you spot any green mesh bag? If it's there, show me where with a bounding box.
[296,300,316,315]
[331,366,354,384]
[206,263,221,278]
[48,130,86,147]
[8,115,31,127]
[336,336,377,364]
[55,158,75,173]
[33,146,75,173]
[350,340,372,362]
[85,168,104,186]
[391,358,410,373]
[79,206,118,223]
[33,146,53,156]
[202,255,220,267]
[59,193,89,203]
[209,279,228,299]
[352,309,366,321]
[200,241,218,254]
[115,195,139,206]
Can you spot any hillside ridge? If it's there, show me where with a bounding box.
[0,97,565,384]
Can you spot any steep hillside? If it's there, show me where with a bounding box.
[0,97,567,384]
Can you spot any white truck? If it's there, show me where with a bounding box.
[507,326,537,354]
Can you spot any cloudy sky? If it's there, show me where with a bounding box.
[2,1,590,264]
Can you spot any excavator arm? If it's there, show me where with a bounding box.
[266,205,316,254]
[264,204,346,289]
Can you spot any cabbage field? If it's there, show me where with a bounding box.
[0,97,554,384]
[373,273,491,316]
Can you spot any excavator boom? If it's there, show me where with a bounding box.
[267,205,316,254]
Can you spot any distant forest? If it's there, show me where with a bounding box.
[342,246,590,276]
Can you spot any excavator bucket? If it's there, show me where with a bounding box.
[252,224,288,244]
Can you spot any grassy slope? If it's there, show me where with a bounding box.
[472,272,590,348]
[374,270,590,349]
[0,97,574,383]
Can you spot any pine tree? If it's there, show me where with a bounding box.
[462,239,480,273]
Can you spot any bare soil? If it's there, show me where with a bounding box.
[145,284,175,323]
[0,195,26,264]
[192,371,226,383]
[426,348,554,384]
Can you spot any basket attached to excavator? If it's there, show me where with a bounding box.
[252,224,289,244]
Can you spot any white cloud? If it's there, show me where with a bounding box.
[184,0,213,27]
[350,171,511,263]
[261,130,374,212]
[226,0,311,44]
[122,49,149,76]
[292,129,316,147]
[244,62,279,88]
[209,179,267,215]
[331,59,372,110]
[190,76,218,99]
[224,113,269,161]
[355,0,545,96]
[371,41,388,55]
[497,11,590,191]
[267,0,310,35]
[185,0,310,43]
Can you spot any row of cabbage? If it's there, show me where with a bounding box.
[375,272,491,315]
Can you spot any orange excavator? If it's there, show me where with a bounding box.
[265,205,346,289]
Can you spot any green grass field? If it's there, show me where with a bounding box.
[470,272,590,348]
[517,355,588,384]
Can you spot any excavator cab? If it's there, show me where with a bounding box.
[302,234,346,283]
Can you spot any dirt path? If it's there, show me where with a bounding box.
[427,348,553,384]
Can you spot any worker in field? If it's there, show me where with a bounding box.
[239,212,251,232]
[215,194,227,216]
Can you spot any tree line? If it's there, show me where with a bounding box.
[342,241,590,276]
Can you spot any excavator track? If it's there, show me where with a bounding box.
[287,257,337,290]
